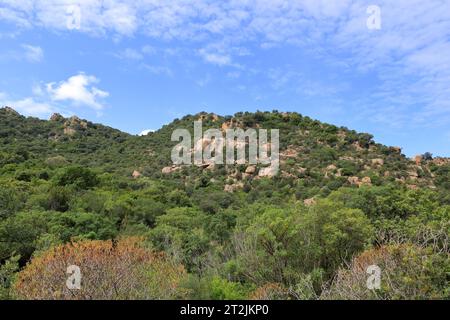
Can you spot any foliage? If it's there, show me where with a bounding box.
[13,238,188,300]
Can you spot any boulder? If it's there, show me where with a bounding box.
[371,158,384,166]
[359,176,372,187]
[303,198,316,206]
[50,113,65,121]
[348,176,360,185]
[245,165,256,174]
[414,155,423,165]
[132,170,142,178]
[162,166,181,174]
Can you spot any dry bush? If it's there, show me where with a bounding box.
[249,283,290,300]
[13,237,188,300]
[320,244,449,300]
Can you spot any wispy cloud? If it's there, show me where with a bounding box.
[22,44,44,62]
[2,0,450,126]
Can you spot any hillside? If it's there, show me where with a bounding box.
[2,107,449,197]
[0,106,449,300]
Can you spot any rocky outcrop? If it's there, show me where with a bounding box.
[50,113,65,122]
[391,146,402,153]
[63,116,88,136]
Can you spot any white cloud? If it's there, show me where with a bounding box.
[0,92,55,117]
[198,48,232,66]
[2,0,450,126]
[22,44,43,62]
[11,97,54,116]
[142,64,172,77]
[139,129,154,136]
[46,73,109,110]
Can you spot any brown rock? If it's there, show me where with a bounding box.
[303,198,316,206]
[162,166,181,174]
[371,158,384,166]
[414,155,423,165]
[50,113,65,121]
[391,146,402,153]
[245,165,256,174]
[348,176,360,185]
[132,170,142,178]
[359,176,372,187]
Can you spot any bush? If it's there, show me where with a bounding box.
[13,238,188,300]
[55,166,99,190]
[321,244,449,300]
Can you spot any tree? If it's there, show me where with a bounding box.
[230,201,373,289]
[55,166,99,190]
[13,238,188,300]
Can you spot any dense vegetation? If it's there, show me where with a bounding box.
[0,106,448,300]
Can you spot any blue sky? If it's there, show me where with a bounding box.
[1,0,450,157]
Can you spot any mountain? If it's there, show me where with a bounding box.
[2,106,449,195]
[0,106,449,300]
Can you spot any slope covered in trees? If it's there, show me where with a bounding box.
[0,107,448,300]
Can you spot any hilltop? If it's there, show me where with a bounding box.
[2,107,449,198]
